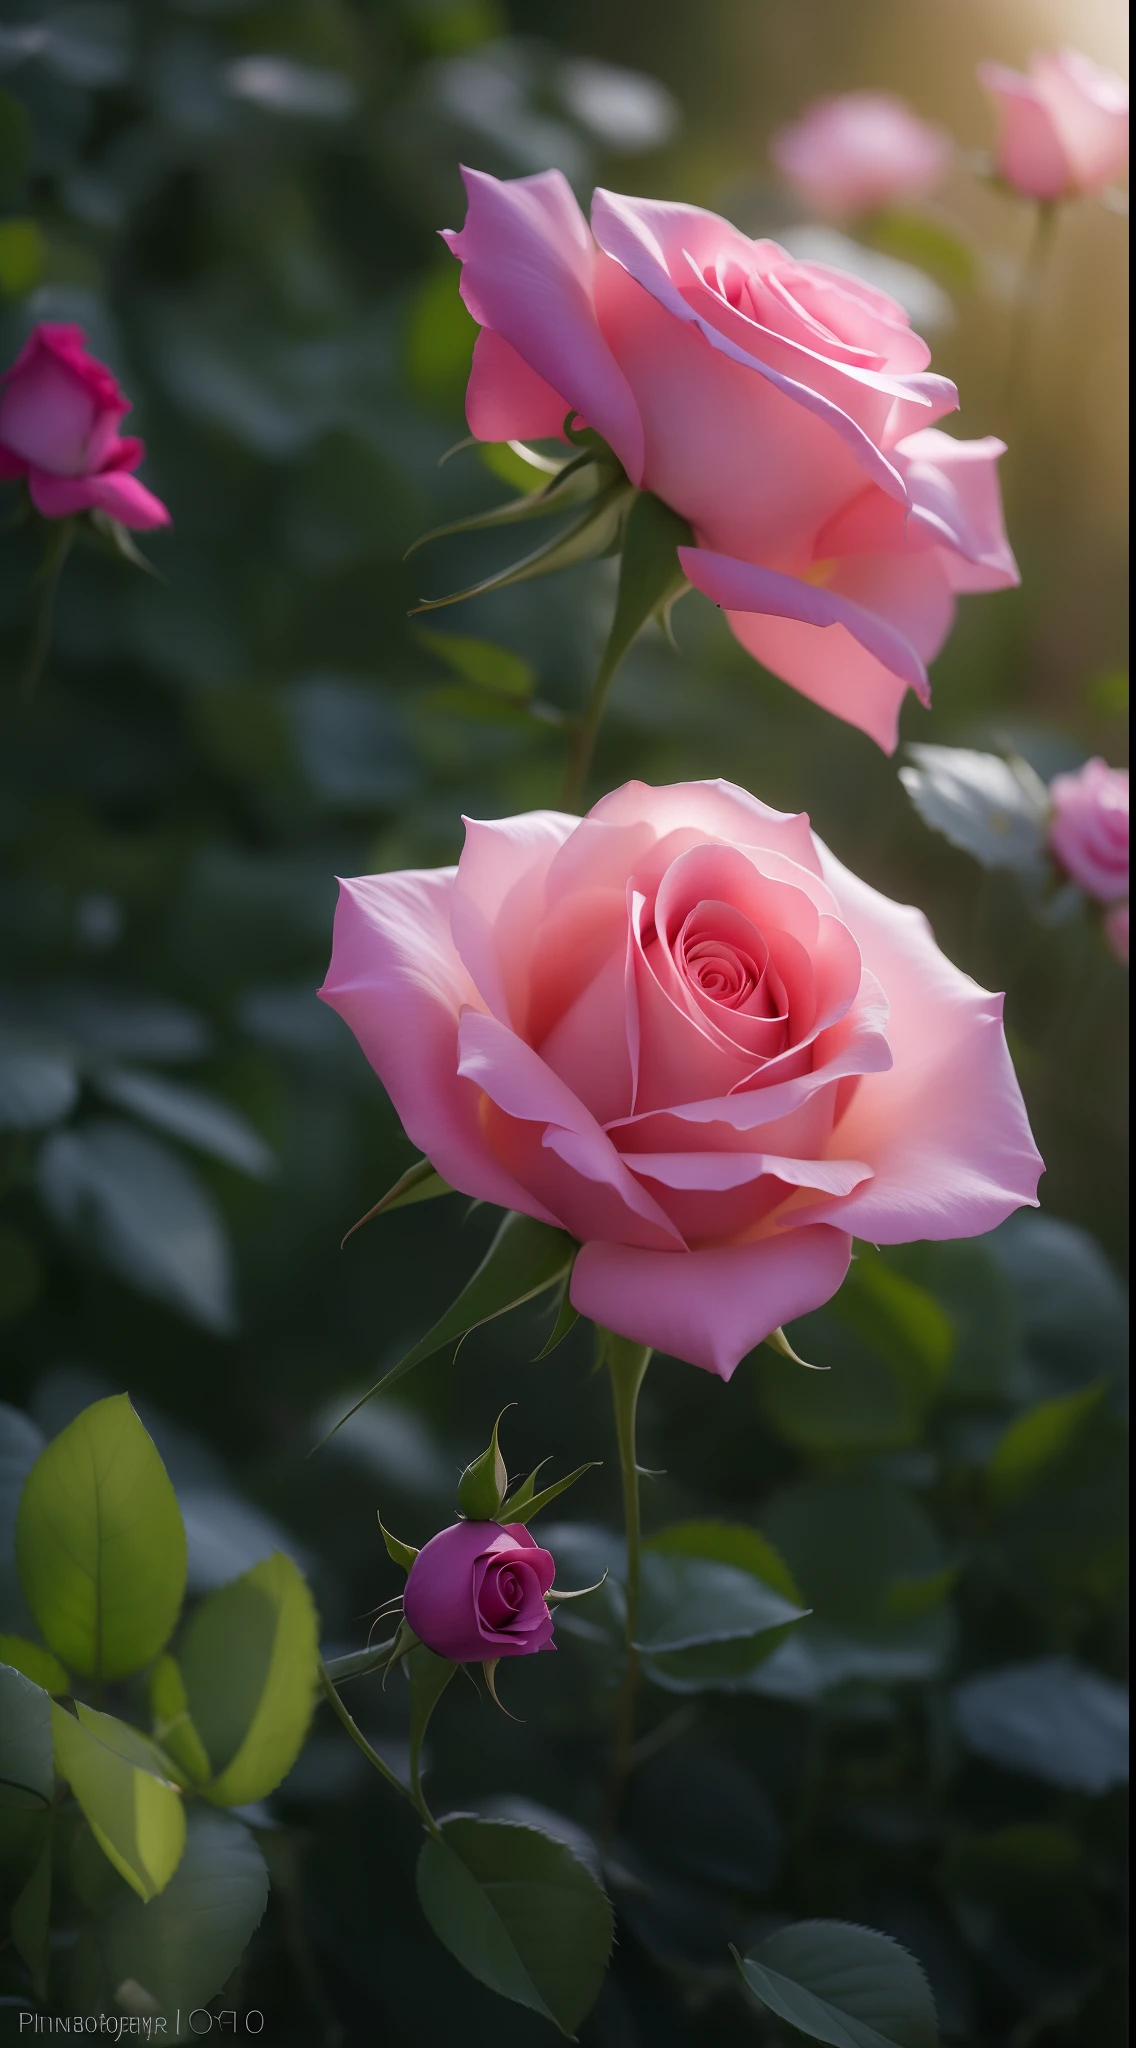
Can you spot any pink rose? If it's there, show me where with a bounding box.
[319,779,1043,1377]
[1104,902,1128,966]
[0,323,169,530]
[978,49,1129,201]
[403,1521,556,1662]
[442,170,1017,752]
[770,92,952,219]
[1048,757,1129,902]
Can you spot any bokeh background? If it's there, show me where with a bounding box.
[0,2,1128,2044]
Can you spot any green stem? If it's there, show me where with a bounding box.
[1003,200,1058,428]
[559,641,624,813]
[600,1332,652,1838]
[20,517,76,698]
[316,1654,430,1825]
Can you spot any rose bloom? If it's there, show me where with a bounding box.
[442,169,1017,753]
[1048,757,1129,902]
[320,780,1043,1377]
[0,323,169,530]
[978,49,1129,201]
[403,1521,556,1662]
[770,92,952,219]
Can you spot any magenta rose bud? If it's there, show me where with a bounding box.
[0,323,169,530]
[403,1521,556,1663]
[1048,758,1129,903]
[770,92,952,219]
[978,49,1129,202]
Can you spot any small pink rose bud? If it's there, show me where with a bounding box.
[769,92,952,218]
[1104,901,1129,966]
[0,322,169,530]
[403,1520,556,1663]
[1048,758,1129,903]
[978,49,1129,202]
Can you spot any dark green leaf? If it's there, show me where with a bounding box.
[92,1807,269,2020]
[649,1519,803,1604]
[636,1545,809,1691]
[836,1253,954,1385]
[37,1121,236,1334]
[52,1703,186,1902]
[93,1067,276,1179]
[16,1395,186,1682]
[987,1382,1107,1502]
[593,489,693,691]
[11,1826,52,2001]
[735,1919,939,2047]
[178,1551,319,1807]
[0,1049,78,1131]
[321,1212,576,1439]
[625,1740,782,1897]
[416,1815,614,2036]
[0,1661,53,1806]
[951,1658,1128,1793]
[0,1634,69,1695]
[0,1405,44,1635]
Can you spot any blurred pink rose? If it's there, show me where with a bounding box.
[1104,902,1128,965]
[320,779,1043,1377]
[403,1521,556,1662]
[978,49,1129,201]
[0,323,169,530]
[442,170,1017,751]
[1048,757,1129,901]
[770,92,952,218]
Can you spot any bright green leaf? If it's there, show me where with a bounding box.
[16,1395,186,1682]
[92,1807,268,2020]
[868,208,975,287]
[322,1211,576,1440]
[52,1703,186,1903]
[417,630,535,701]
[735,1919,939,2047]
[178,1551,319,1807]
[0,1634,69,1695]
[416,1815,614,2036]
[149,1654,212,1787]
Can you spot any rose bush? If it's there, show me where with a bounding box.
[321,779,1043,1376]
[770,92,952,218]
[978,49,1129,201]
[442,168,1017,751]
[0,322,169,529]
[403,1521,556,1662]
[1048,757,1129,902]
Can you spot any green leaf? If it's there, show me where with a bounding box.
[758,1259,952,1454]
[37,1120,236,1334]
[0,1661,53,1807]
[416,1815,614,2036]
[867,208,975,288]
[404,260,478,406]
[178,1550,319,1807]
[988,1381,1107,1503]
[735,1919,939,2048]
[409,486,634,615]
[11,1827,52,2001]
[636,1535,809,1692]
[836,1253,954,1385]
[501,1460,600,1526]
[417,629,535,701]
[52,1703,186,1904]
[0,1048,78,1130]
[899,745,1050,872]
[16,1395,186,1682]
[0,1634,69,1695]
[93,1067,276,1179]
[593,489,694,692]
[1,1404,43,1635]
[649,1519,803,1604]
[322,1212,576,1440]
[341,1156,455,1245]
[457,1407,511,1519]
[764,1476,947,1637]
[149,1655,212,1787]
[91,1807,269,2020]
[951,1657,1128,1794]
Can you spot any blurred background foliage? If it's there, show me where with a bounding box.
[0,1,1128,2043]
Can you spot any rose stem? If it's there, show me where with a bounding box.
[601,1332,653,1839]
[1002,199,1058,430]
[316,1654,441,1837]
[559,636,626,813]
[20,516,76,699]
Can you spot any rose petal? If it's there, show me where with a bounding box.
[465,326,572,443]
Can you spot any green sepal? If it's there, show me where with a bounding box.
[457,1407,511,1521]
[407,1644,457,1808]
[409,485,635,616]
[379,1514,418,1573]
[320,1635,399,1684]
[315,1212,576,1446]
[382,1617,420,1685]
[591,490,694,692]
[341,1156,453,1247]
[405,447,615,557]
[533,1274,580,1359]
[764,1324,823,1369]
[546,1573,607,1605]
[500,1460,600,1527]
[481,1659,519,1720]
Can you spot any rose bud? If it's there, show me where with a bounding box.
[403,1521,556,1663]
[978,49,1129,202]
[770,92,952,219]
[0,323,169,530]
[1048,758,1129,904]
